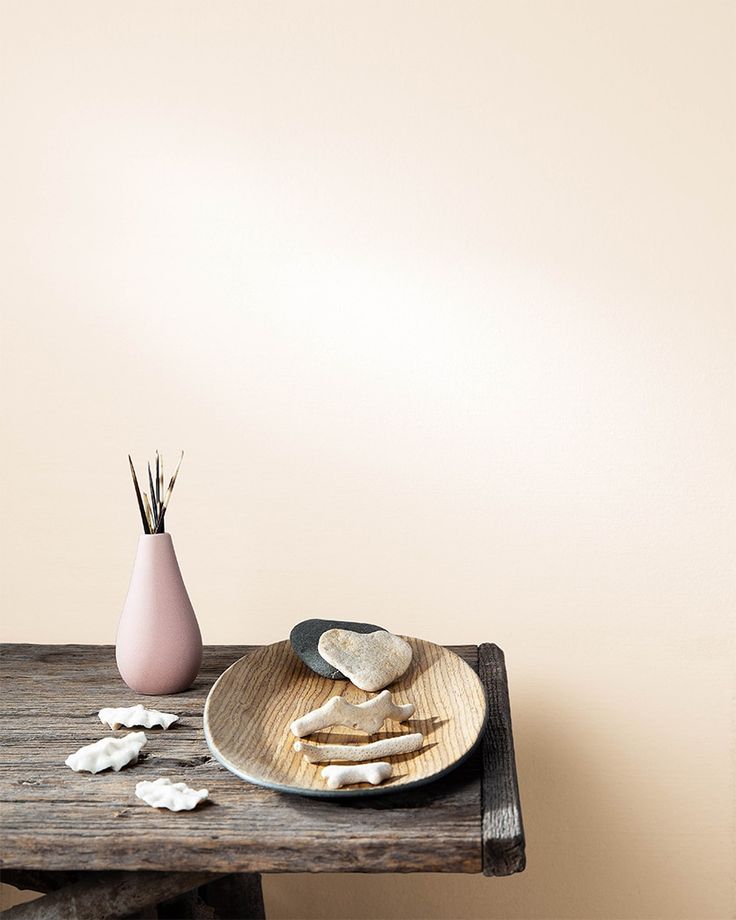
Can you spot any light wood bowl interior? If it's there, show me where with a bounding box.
[204,637,487,797]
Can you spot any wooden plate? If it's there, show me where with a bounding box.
[203,637,487,797]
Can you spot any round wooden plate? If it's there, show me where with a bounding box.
[203,637,487,797]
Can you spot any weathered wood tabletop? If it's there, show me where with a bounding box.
[0,643,524,917]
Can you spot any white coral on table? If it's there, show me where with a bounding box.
[135,777,209,811]
[65,732,147,773]
[98,705,179,730]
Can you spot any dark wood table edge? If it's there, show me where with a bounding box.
[479,643,526,877]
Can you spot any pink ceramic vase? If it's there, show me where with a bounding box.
[116,533,203,694]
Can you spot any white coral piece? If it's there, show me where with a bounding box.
[294,732,423,763]
[65,732,147,773]
[135,777,209,811]
[322,762,392,789]
[291,690,414,738]
[98,705,179,731]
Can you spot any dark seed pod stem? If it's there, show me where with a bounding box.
[128,451,183,534]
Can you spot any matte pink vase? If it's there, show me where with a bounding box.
[116,533,203,694]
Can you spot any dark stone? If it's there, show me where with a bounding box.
[289,619,386,680]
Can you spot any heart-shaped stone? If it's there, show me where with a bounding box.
[317,629,413,692]
[289,619,386,680]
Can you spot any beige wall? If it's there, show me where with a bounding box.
[1,2,734,917]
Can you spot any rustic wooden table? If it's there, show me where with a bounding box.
[0,644,525,919]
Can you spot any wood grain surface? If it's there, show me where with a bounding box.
[0,645,487,874]
[204,638,487,797]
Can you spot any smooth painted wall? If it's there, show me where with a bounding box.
[1,2,733,917]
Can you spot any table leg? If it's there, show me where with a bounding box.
[197,874,266,919]
[3,871,266,920]
[2,871,219,919]
[153,889,210,918]
[154,874,265,919]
